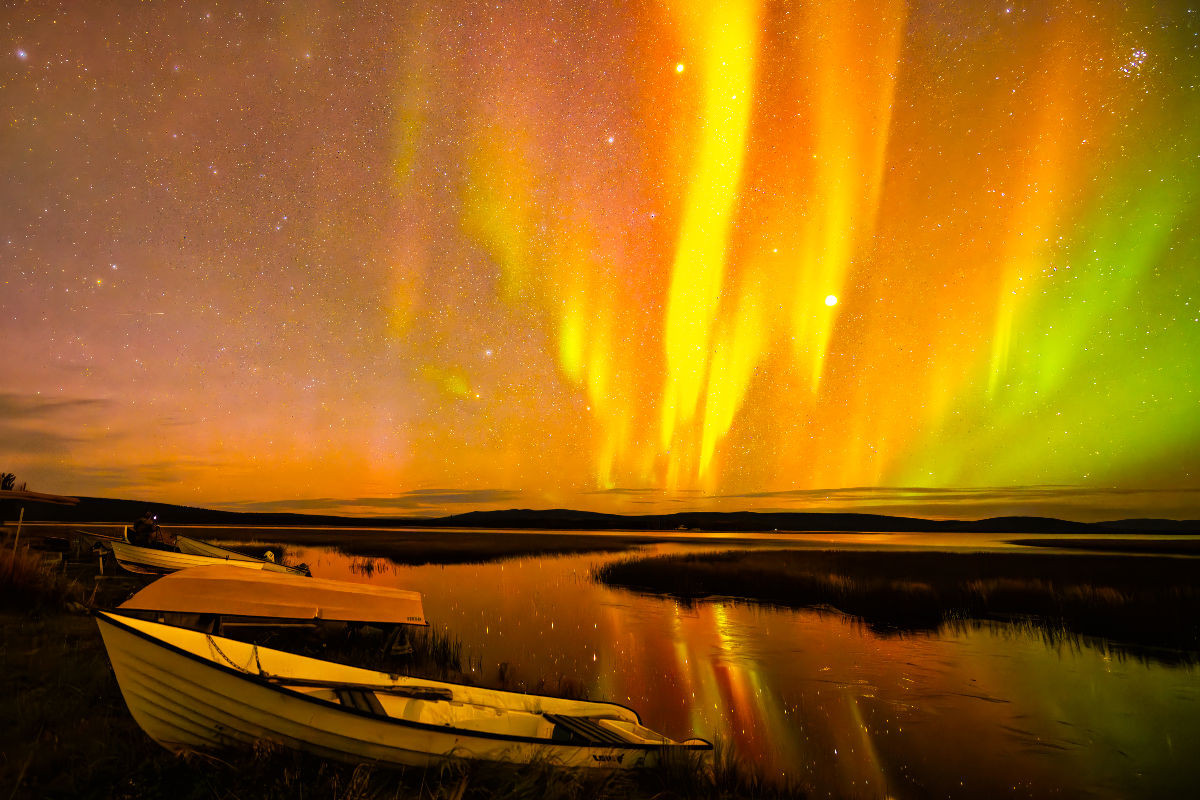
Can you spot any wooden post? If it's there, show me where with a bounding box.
[13,507,22,550]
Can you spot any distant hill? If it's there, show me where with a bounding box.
[436,509,1185,534]
[0,495,367,527]
[2,493,1196,534]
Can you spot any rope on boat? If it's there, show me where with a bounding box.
[206,634,266,678]
[201,634,453,700]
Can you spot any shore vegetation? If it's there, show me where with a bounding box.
[595,548,1200,661]
[1,543,85,611]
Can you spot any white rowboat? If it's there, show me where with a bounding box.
[110,541,305,576]
[119,564,426,627]
[95,611,711,769]
[176,535,309,575]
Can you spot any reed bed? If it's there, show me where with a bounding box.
[149,741,805,800]
[149,736,806,800]
[201,528,655,567]
[1011,537,1200,555]
[0,544,86,610]
[595,549,1200,659]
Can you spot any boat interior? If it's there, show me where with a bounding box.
[281,681,675,745]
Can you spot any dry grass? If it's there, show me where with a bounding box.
[0,545,86,611]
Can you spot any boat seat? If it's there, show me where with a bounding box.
[335,688,387,717]
[543,714,630,745]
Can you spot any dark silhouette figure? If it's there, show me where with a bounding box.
[130,511,179,550]
[129,511,160,547]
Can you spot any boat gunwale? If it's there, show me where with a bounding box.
[96,610,713,752]
[117,564,427,626]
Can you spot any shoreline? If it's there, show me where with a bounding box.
[1,546,800,799]
[1009,537,1200,555]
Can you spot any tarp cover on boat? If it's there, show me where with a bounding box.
[119,564,427,626]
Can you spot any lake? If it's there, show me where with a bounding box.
[227,531,1198,799]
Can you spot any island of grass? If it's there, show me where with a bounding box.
[1011,537,1200,555]
[595,548,1200,661]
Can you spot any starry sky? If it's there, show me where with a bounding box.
[2,1,1198,520]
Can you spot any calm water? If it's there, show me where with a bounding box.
[248,533,1197,798]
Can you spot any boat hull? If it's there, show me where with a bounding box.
[110,541,301,576]
[96,613,709,770]
[175,536,310,575]
[119,564,426,626]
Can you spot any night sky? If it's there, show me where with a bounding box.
[2,1,1198,519]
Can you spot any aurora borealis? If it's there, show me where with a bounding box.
[2,1,1198,518]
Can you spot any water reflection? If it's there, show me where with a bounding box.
[277,542,1197,798]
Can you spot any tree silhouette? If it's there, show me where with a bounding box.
[0,473,15,491]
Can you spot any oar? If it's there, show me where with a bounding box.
[75,529,125,542]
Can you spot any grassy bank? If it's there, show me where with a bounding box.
[595,549,1200,660]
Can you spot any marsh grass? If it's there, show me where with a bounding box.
[493,661,590,701]
[146,737,804,800]
[595,549,1200,660]
[172,746,644,800]
[198,529,655,567]
[645,740,806,799]
[0,544,86,611]
[407,625,467,677]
